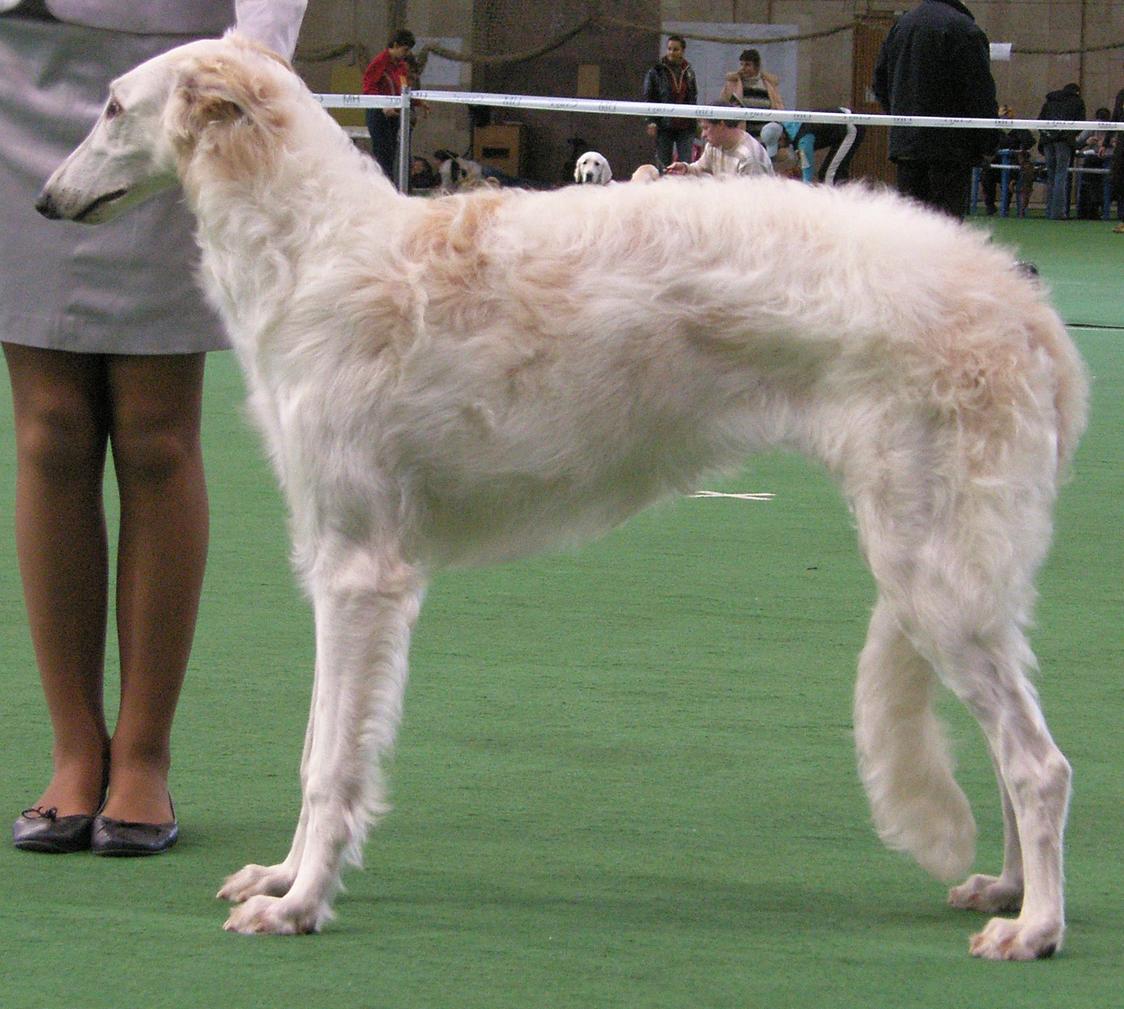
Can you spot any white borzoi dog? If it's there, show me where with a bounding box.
[574,150,612,184]
[38,36,1087,959]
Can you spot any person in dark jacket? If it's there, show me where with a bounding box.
[1037,83,1086,220]
[642,35,698,168]
[872,0,998,218]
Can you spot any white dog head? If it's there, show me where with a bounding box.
[573,151,612,185]
[629,164,661,184]
[36,33,295,224]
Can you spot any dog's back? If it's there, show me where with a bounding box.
[360,178,1085,569]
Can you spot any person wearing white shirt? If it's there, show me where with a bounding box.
[665,115,775,178]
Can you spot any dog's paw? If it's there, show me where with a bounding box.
[217,863,295,903]
[222,894,324,935]
[968,915,1062,961]
[948,873,1022,913]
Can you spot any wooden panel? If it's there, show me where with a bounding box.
[851,16,897,187]
[576,63,601,99]
[328,65,365,128]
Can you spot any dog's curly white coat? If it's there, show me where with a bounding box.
[38,36,1088,959]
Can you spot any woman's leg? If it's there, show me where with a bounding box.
[3,343,112,816]
[367,109,397,181]
[1043,144,1058,218]
[1056,144,1072,219]
[101,352,209,825]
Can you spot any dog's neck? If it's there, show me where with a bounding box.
[183,99,405,361]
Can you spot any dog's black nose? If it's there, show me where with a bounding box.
[35,191,62,219]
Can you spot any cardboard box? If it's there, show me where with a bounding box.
[473,123,526,177]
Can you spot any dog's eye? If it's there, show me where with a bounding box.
[105,98,123,120]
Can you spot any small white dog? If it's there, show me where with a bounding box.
[573,150,612,184]
[37,36,1087,960]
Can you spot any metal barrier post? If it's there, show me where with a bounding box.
[396,87,412,193]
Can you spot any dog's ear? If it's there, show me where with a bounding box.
[169,62,247,141]
[167,50,283,151]
[166,49,287,177]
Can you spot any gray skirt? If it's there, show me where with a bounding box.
[0,16,228,354]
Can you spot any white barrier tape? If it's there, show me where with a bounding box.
[313,89,1116,133]
[690,491,775,501]
[315,93,400,109]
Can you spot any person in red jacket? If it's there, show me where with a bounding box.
[363,28,415,181]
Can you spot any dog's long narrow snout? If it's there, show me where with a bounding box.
[35,182,131,223]
[35,190,63,220]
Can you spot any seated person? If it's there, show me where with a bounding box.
[720,48,783,138]
[1074,107,1114,219]
[664,113,774,178]
[760,111,865,185]
[981,105,1036,215]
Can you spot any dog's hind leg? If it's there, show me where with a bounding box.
[850,431,1068,959]
[223,543,423,935]
[947,749,1024,913]
[925,623,1069,960]
[856,594,1024,914]
[884,506,1067,959]
[860,577,1068,958]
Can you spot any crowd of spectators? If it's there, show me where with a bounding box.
[360,15,1122,227]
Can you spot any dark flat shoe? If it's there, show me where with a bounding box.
[13,806,94,853]
[91,801,178,857]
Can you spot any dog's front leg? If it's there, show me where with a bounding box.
[223,544,423,935]
[216,682,317,903]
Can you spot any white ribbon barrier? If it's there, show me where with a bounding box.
[313,89,1116,133]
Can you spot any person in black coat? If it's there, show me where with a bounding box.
[873,0,998,218]
[1037,83,1086,219]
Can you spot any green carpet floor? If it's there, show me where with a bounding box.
[0,220,1120,1006]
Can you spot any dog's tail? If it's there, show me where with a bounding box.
[1030,302,1089,484]
[853,601,976,881]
